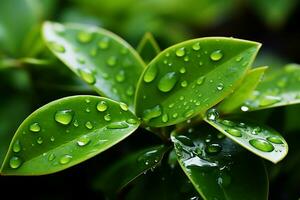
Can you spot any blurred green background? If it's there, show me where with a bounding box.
[0,0,299,199]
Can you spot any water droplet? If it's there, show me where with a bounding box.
[86,108,90,113]
[78,69,96,84]
[251,127,261,135]
[97,101,108,112]
[54,110,74,125]
[90,48,97,56]
[85,121,93,129]
[119,102,128,111]
[104,114,111,121]
[175,135,194,146]
[259,96,281,106]
[107,122,129,129]
[126,86,134,96]
[48,42,65,53]
[206,108,219,121]
[210,50,223,61]
[220,120,235,127]
[184,110,194,118]
[181,80,188,87]
[13,140,21,153]
[115,70,125,82]
[77,135,91,146]
[143,66,158,83]
[37,137,43,144]
[9,156,22,169]
[143,105,162,122]
[197,76,205,85]
[241,105,249,112]
[184,56,189,62]
[179,67,186,74]
[235,56,243,62]
[176,47,185,57]
[98,37,110,49]
[172,113,178,118]
[29,122,41,133]
[267,136,283,144]
[199,61,203,66]
[168,103,175,108]
[77,31,93,43]
[50,136,55,142]
[162,114,169,123]
[217,172,231,187]
[192,42,201,51]
[180,96,185,101]
[157,72,178,92]
[107,56,117,66]
[226,128,242,137]
[127,118,138,124]
[205,143,222,155]
[48,153,55,161]
[216,83,224,91]
[59,155,72,165]
[249,139,274,152]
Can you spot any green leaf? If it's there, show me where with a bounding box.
[172,127,268,200]
[93,145,168,195]
[135,37,261,127]
[218,66,267,113]
[241,64,300,111]
[204,114,288,163]
[1,95,140,175]
[42,22,145,109]
[137,32,161,64]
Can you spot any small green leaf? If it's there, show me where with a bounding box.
[218,66,267,113]
[1,95,140,175]
[137,32,161,64]
[42,22,145,109]
[172,127,268,200]
[93,145,168,195]
[135,37,261,127]
[241,64,300,111]
[204,113,288,163]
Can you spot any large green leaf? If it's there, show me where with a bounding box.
[135,37,261,127]
[42,22,145,109]
[241,64,300,111]
[1,95,140,175]
[93,145,168,195]
[204,111,288,163]
[137,32,161,64]
[172,127,268,200]
[218,66,267,113]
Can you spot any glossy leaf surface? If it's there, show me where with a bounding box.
[42,22,145,109]
[218,66,267,113]
[135,37,261,127]
[1,95,140,175]
[241,64,300,111]
[93,145,168,195]
[137,32,161,64]
[172,127,268,200]
[205,113,288,163]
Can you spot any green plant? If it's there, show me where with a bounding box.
[2,21,299,199]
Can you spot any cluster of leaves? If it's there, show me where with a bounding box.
[2,20,300,200]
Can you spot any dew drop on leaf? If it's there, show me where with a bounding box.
[78,69,96,84]
[119,102,128,111]
[206,108,219,121]
[176,47,186,57]
[126,118,138,124]
[249,139,274,152]
[181,80,188,87]
[157,72,178,92]
[143,105,162,122]
[59,155,72,165]
[85,121,93,129]
[106,56,117,66]
[179,67,186,74]
[192,42,201,51]
[175,135,194,147]
[54,109,74,125]
[37,137,43,144]
[216,83,224,91]
[97,101,108,112]
[205,143,222,155]
[267,136,283,144]
[104,114,111,121]
[210,50,223,61]
[48,42,65,53]
[197,76,205,85]
[98,37,110,49]
[9,156,22,169]
[77,135,91,147]
[226,128,242,137]
[48,153,56,161]
[162,114,169,123]
[143,65,158,83]
[259,96,282,107]
[77,31,93,43]
[107,122,129,129]
[241,105,249,112]
[13,140,21,153]
[29,122,41,133]
[115,70,125,82]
